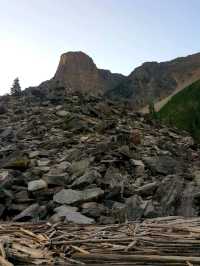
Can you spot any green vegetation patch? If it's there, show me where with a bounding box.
[158,80,200,141]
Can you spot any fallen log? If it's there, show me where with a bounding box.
[1,217,200,264]
[73,254,200,263]
[51,237,133,245]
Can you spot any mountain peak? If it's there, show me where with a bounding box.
[58,51,97,72]
[53,51,124,95]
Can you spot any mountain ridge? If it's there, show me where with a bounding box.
[108,52,200,109]
[25,51,200,109]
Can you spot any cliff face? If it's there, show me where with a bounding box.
[106,53,200,109]
[53,51,125,95]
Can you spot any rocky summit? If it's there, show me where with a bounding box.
[0,92,200,224]
[30,51,125,97]
[54,51,125,95]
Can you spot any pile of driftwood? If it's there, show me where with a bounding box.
[1,217,200,265]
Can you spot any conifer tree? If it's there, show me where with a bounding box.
[11,77,21,96]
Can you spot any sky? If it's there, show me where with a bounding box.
[0,0,200,95]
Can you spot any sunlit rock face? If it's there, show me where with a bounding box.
[53,51,125,95]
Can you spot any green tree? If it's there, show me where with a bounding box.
[11,77,21,96]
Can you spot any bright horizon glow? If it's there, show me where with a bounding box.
[0,0,200,95]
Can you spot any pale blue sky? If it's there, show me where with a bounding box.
[0,0,200,94]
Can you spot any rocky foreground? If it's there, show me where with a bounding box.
[0,93,200,224]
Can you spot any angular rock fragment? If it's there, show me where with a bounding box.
[154,176,184,216]
[111,201,127,223]
[71,159,90,177]
[13,203,42,221]
[193,170,200,186]
[99,215,116,225]
[56,110,69,117]
[4,158,30,171]
[103,166,123,189]
[53,189,82,205]
[28,179,47,192]
[43,173,69,186]
[178,182,198,217]
[71,169,101,188]
[0,170,13,188]
[143,155,178,175]
[29,151,40,159]
[54,205,78,213]
[53,188,104,205]
[0,127,14,139]
[37,159,50,167]
[50,204,94,224]
[56,161,72,172]
[130,159,145,177]
[144,200,158,218]
[81,202,106,218]
[126,195,147,220]
[136,182,158,196]
[64,211,95,224]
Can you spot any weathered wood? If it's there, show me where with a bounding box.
[74,254,200,263]
[1,217,200,264]
[51,237,133,245]
[71,245,90,254]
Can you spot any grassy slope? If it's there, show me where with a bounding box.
[158,80,200,140]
